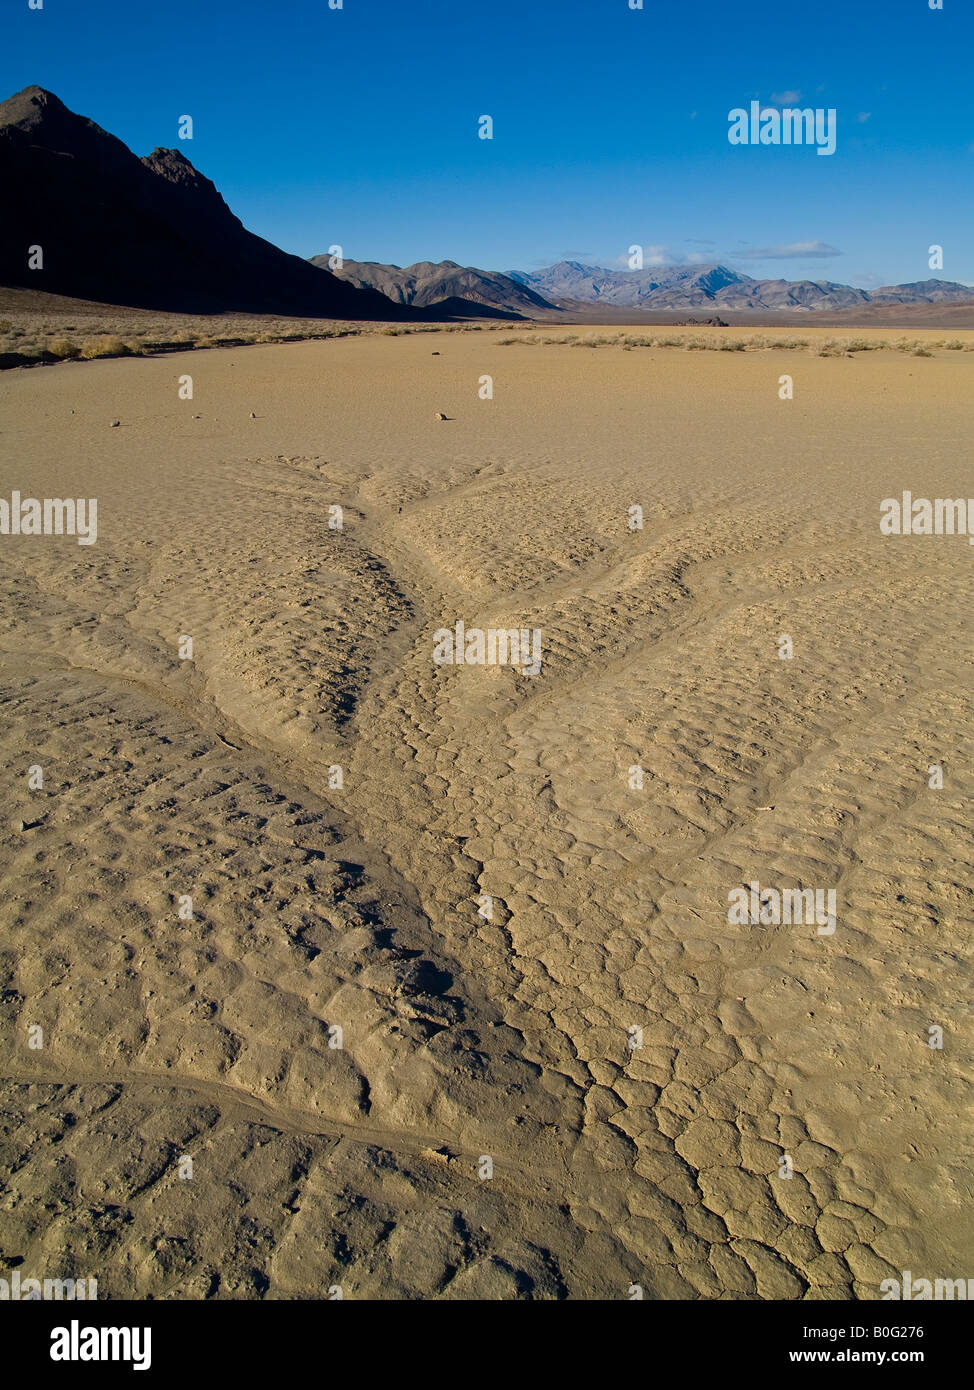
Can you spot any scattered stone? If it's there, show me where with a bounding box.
[249,411,257,419]
[418,1145,457,1169]
[110,419,120,427]
[434,411,448,421]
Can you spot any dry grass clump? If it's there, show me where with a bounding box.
[46,337,81,359]
[80,334,131,359]
[496,330,972,358]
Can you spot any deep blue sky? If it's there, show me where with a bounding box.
[3,0,972,286]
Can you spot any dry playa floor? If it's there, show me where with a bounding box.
[0,327,972,1299]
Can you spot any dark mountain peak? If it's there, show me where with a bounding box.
[0,84,106,144]
[0,85,406,318]
[142,147,209,188]
[139,146,242,235]
[0,84,138,180]
[0,84,66,127]
[141,146,227,202]
[144,146,194,170]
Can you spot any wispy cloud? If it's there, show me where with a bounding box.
[770,90,802,105]
[733,240,841,260]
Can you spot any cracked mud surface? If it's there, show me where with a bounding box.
[1,331,972,1298]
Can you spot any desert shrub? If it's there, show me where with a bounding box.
[80,334,129,359]
[47,337,81,359]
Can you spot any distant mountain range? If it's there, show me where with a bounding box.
[312,257,558,318]
[509,261,974,313]
[2,86,972,323]
[306,255,974,318]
